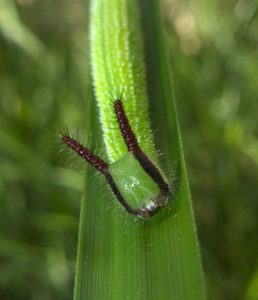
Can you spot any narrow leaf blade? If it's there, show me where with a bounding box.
[73,1,206,299]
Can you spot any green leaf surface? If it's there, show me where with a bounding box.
[73,0,206,299]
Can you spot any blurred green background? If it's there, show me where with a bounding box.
[0,0,257,299]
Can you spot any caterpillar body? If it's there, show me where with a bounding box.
[62,0,170,219]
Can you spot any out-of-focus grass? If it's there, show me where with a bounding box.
[0,1,89,299]
[0,0,258,300]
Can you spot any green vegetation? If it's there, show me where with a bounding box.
[0,0,257,300]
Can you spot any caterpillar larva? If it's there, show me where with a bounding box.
[62,0,169,219]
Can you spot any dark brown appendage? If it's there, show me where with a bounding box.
[61,135,141,217]
[62,135,108,174]
[114,99,169,206]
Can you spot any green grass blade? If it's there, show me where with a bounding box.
[73,0,206,299]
